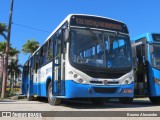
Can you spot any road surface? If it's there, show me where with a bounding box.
[0,97,160,120]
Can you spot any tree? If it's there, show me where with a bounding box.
[22,39,39,55]
[0,42,19,56]
[8,59,22,92]
[0,41,19,96]
[0,42,6,53]
[0,23,7,39]
[9,47,20,57]
[1,0,14,98]
[0,22,7,95]
[0,42,6,83]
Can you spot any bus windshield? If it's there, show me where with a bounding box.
[69,28,132,69]
[150,44,160,69]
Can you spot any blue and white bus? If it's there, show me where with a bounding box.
[132,33,160,104]
[22,14,134,105]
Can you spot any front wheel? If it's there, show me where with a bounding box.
[47,82,61,105]
[119,97,133,104]
[149,97,160,104]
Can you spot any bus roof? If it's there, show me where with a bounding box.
[132,33,160,41]
[44,14,127,43]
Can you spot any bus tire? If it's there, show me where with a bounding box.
[47,82,61,105]
[149,97,160,104]
[27,86,34,101]
[91,98,104,105]
[119,97,133,104]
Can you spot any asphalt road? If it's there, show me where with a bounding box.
[0,97,160,120]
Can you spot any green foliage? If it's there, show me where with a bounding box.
[9,47,20,57]
[6,89,17,97]
[0,41,6,53]
[0,41,20,56]
[7,59,22,92]
[22,39,39,55]
[8,59,22,77]
[0,23,7,39]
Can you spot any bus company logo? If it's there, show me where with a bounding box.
[1,112,42,118]
[2,112,11,117]
[103,80,108,85]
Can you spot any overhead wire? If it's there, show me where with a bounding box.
[12,22,51,33]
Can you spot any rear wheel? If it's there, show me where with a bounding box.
[149,97,160,104]
[119,97,133,104]
[27,86,34,101]
[47,82,61,105]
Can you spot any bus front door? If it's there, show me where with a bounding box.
[135,41,148,96]
[53,38,62,96]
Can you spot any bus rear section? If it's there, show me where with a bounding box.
[132,33,160,104]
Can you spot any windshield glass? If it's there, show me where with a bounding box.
[150,44,160,69]
[69,28,132,69]
[152,34,160,42]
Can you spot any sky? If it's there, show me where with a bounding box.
[0,0,160,65]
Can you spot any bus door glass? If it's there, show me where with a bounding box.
[135,38,148,96]
[53,36,62,96]
[34,53,39,94]
[29,58,34,94]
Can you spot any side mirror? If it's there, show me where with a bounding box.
[63,28,69,42]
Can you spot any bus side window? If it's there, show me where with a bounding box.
[47,39,53,62]
[39,48,43,67]
[42,43,48,65]
[30,58,34,80]
[34,52,39,73]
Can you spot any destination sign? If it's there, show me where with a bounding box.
[152,34,160,42]
[70,15,128,33]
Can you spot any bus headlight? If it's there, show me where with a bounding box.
[154,78,160,85]
[77,78,84,83]
[73,74,78,78]
[122,76,133,85]
[69,71,85,83]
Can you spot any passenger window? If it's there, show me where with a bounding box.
[42,43,48,65]
[48,39,53,62]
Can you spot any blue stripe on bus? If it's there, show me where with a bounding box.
[24,79,134,98]
[149,68,160,97]
[65,80,134,98]
[33,82,47,97]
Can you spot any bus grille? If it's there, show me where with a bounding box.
[93,87,117,93]
[85,71,124,79]
[90,81,119,84]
